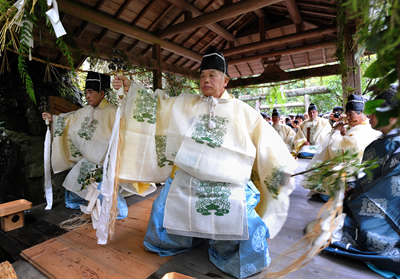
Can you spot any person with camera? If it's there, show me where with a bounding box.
[329,105,343,126]
[302,94,382,200]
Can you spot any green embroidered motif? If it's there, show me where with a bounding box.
[132,89,157,124]
[264,167,286,199]
[68,139,82,158]
[77,161,98,190]
[191,114,229,148]
[78,116,99,140]
[54,116,66,137]
[195,181,231,216]
[155,135,173,167]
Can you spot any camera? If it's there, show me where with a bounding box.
[293,120,299,125]
[333,112,341,119]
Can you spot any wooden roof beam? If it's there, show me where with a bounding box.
[157,0,283,39]
[228,40,336,65]
[58,0,203,62]
[223,26,336,57]
[161,0,238,43]
[227,64,340,88]
[284,0,303,32]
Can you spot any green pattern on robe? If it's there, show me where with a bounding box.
[132,89,157,124]
[191,114,229,148]
[78,116,99,141]
[195,181,231,216]
[68,138,82,158]
[264,167,286,199]
[54,116,66,137]
[155,135,173,167]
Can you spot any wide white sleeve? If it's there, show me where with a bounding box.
[251,119,298,238]
[118,84,175,183]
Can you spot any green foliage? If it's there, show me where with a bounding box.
[302,150,378,196]
[17,8,37,103]
[163,73,198,96]
[347,0,399,89]
[80,165,103,191]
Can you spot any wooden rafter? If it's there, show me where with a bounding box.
[227,64,340,88]
[228,40,335,65]
[58,0,203,62]
[224,26,336,57]
[114,0,156,49]
[284,0,303,32]
[156,0,283,39]
[161,0,238,42]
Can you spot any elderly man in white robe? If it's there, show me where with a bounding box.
[271,108,296,150]
[292,103,331,158]
[113,46,297,279]
[302,94,382,201]
[41,71,138,219]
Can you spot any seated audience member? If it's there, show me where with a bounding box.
[302,94,382,200]
[292,119,300,133]
[271,109,296,150]
[295,114,305,124]
[324,85,400,277]
[329,105,344,126]
[261,112,272,125]
[292,103,331,158]
[285,117,293,128]
[261,112,268,121]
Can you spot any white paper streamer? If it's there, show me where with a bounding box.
[96,104,123,244]
[44,126,53,210]
[45,0,66,38]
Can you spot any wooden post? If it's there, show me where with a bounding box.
[152,44,162,90]
[342,20,361,100]
[304,94,310,112]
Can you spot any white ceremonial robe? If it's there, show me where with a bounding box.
[292,116,331,153]
[120,85,298,239]
[272,123,296,150]
[302,118,382,193]
[51,99,117,198]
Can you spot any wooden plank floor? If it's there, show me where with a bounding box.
[13,159,384,279]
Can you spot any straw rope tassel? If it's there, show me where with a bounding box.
[262,173,345,278]
[108,117,123,240]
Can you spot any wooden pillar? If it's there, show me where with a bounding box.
[342,20,361,101]
[152,43,162,90]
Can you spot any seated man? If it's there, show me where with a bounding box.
[271,109,296,150]
[113,46,297,279]
[324,85,400,277]
[302,94,382,200]
[42,71,130,219]
[292,103,331,158]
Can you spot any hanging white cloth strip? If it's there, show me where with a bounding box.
[96,92,124,244]
[44,125,53,210]
[45,0,66,38]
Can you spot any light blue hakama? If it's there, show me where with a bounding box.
[143,177,270,279]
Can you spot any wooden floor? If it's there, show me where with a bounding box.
[2,159,384,279]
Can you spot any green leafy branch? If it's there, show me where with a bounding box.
[293,150,378,196]
[80,165,103,191]
[17,8,37,103]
